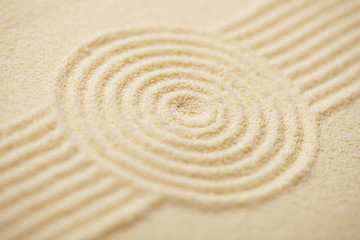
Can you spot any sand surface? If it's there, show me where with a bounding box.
[0,0,359,239]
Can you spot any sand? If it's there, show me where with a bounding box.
[0,0,359,239]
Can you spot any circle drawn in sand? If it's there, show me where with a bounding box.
[55,27,316,206]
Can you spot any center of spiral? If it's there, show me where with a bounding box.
[166,92,217,129]
[172,95,205,117]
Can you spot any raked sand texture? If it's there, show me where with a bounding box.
[0,0,359,239]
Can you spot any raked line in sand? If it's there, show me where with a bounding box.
[218,0,360,116]
[54,27,316,206]
[1,0,359,238]
[0,107,160,240]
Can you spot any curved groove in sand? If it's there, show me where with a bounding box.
[55,27,316,206]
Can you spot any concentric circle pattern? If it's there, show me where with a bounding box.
[55,27,316,206]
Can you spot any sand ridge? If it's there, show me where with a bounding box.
[218,0,360,116]
[0,106,160,239]
[0,0,359,239]
[54,27,316,207]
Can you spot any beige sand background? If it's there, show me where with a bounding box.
[1,0,359,239]
[1,0,248,121]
